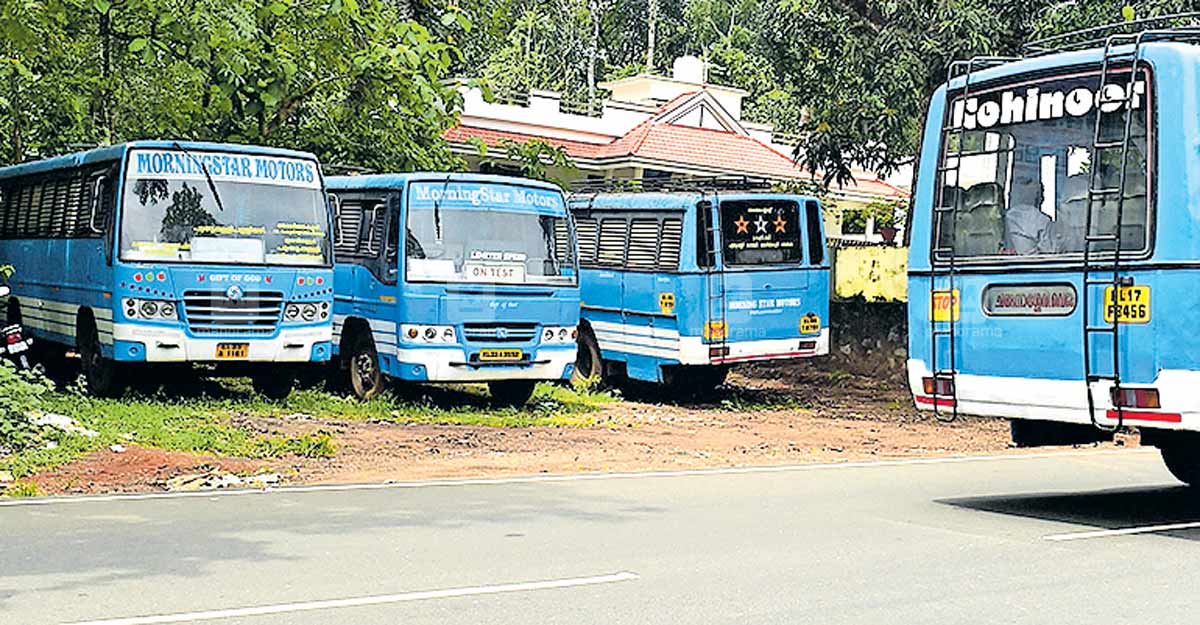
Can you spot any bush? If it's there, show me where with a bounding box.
[0,363,55,454]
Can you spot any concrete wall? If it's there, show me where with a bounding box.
[832,246,908,303]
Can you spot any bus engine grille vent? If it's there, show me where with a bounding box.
[461,322,538,343]
[183,290,284,335]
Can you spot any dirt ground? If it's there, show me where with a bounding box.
[26,366,1135,495]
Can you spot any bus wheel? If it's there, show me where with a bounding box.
[1160,445,1200,487]
[252,373,294,401]
[572,327,603,385]
[78,317,124,398]
[489,380,537,407]
[346,332,383,400]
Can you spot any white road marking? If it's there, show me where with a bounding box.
[62,571,640,625]
[1043,521,1200,542]
[0,448,1154,508]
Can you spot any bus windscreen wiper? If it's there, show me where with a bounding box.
[172,141,226,213]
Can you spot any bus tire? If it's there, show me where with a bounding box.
[488,380,537,407]
[77,314,124,398]
[6,297,20,325]
[252,373,294,401]
[345,330,384,401]
[1160,445,1200,487]
[573,326,604,385]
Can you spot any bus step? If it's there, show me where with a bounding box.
[1085,279,1120,286]
[1092,140,1127,150]
[1086,374,1119,382]
[1085,326,1118,333]
[933,329,954,336]
[1088,187,1122,196]
[934,370,957,378]
[1085,233,1119,242]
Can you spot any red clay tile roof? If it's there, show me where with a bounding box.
[446,96,908,199]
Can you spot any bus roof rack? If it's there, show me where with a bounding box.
[568,175,776,195]
[1023,11,1200,55]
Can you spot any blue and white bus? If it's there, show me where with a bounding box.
[0,141,334,398]
[568,182,830,393]
[907,25,1200,484]
[327,173,579,406]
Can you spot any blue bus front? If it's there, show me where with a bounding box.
[111,145,333,390]
[329,174,579,404]
[907,41,1200,466]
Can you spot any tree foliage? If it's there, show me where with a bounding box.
[452,0,1184,186]
[0,0,471,172]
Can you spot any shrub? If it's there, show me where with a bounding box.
[0,363,55,453]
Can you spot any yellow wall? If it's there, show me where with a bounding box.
[833,246,908,302]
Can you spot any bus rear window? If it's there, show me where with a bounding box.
[720,200,803,266]
[935,68,1152,260]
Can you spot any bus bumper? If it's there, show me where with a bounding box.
[112,323,333,363]
[387,346,576,382]
[907,359,1200,431]
[677,329,830,365]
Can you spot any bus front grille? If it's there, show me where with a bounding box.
[461,323,538,343]
[183,290,283,335]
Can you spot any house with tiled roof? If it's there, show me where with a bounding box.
[446,57,909,243]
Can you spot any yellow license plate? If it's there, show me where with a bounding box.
[215,343,250,359]
[479,349,523,362]
[1103,285,1151,324]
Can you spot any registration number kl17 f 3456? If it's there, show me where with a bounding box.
[1103,285,1151,324]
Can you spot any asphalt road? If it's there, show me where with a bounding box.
[4,448,1200,625]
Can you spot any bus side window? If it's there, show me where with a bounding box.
[574,217,599,268]
[805,200,824,266]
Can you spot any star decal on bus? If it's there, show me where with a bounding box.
[734,215,749,233]
[773,214,787,233]
[755,216,769,233]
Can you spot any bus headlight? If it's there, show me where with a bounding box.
[285,304,301,320]
[542,326,576,344]
[284,303,324,322]
[123,298,177,320]
[401,324,456,343]
[301,304,318,321]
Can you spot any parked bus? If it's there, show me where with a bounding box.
[907,23,1200,484]
[568,180,830,393]
[326,173,579,406]
[0,141,334,398]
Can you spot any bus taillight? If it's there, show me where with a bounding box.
[1111,387,1160,409]
[922,376,955,397]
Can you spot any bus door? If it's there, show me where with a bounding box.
[332,190,397,319]
[715,197,814,350]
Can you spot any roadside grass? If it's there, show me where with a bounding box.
[0,379,618,480]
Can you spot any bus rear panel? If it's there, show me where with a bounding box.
[908,41,1200,457]
[570,189,829,389]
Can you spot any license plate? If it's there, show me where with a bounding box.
[215,343,250,359]
[479,348,523,362]
[1103,285,1151,324]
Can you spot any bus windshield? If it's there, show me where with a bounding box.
[119,148,329,266]
[405,182,574,287]
[935,68,1152,260]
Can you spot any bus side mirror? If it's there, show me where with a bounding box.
[89,175,108,234]
[328,194,342,246]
